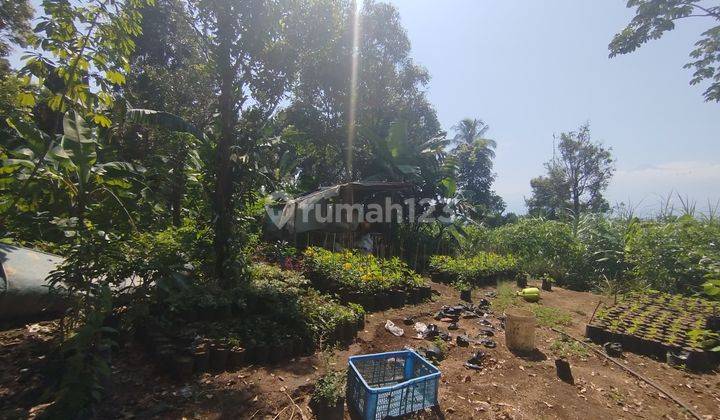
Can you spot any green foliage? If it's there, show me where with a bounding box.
[492,282,520,312]
[577,214,630,281]
[529,304,572,328]
[702,278,720,301]
[430,336,448,362]
[20,0,152,114]
[609,0,720,102]
[625,216,720,294]
[125,109,206,142]
[487,218,582,286]
[3,111,145,239]
[451,118,505,215]
[550,335,589,358]
[0,0,34,65]
[303,246,425,294]
[428,252,518,285]
[526,123,614,219]
[311,369,346,406]
[121,219,215,287]
[44,230,125,416]
[43,286,115,419]
[259,240,298,264]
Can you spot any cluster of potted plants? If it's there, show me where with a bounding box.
[300,292,366,345]
[135,262,370,378]
[136,326,250,379]
[586,291,720,370]
[302,247,431,310]
[428,252,519,286]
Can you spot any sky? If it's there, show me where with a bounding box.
[387,0,720,215]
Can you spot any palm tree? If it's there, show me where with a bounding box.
[452,118,491,145]
[452,118,497,158]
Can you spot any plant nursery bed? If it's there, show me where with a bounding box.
[586,291,720,370]
[302,247,432,311]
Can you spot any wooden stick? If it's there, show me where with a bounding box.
[588,300,603,325]
[282,389,307,420]
[272,405,289,420]
[550,327,703,420]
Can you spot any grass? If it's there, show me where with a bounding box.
[549,336,589,358]
[493,281,519,312]
[492,282,572,329]
[529,304,572,328]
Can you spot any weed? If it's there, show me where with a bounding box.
[550,336,589,358]
[529,304,572,328]
[492,282,519,312]
[432,336,448,361]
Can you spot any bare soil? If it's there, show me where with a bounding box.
[2,281,719,419]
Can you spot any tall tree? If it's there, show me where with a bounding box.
[526,123,615,218]
[0,0,34,73]
[451,118,504,216]
[610,0,720,102]
[191,0,295,282]
[452,118,490,145]
[281,0,442,190]
[526,164,570,219]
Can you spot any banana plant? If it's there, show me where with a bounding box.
[125,108,303,196]
[360,120,456,200]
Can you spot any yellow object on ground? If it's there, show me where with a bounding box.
[517,287,540,302]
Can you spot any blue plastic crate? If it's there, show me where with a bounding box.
[347,350,441,419]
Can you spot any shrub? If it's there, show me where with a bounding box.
[550,336,589,358]
[311,369,346,407]
[302,247,426,295]
[625,216,720,294]
[299,290,360,345]
[484,218,584,287]
[247,263,360,346]
[394,222,457,270]
[702,261,720,301]
[576,214,631,286]
[428,252,518,286]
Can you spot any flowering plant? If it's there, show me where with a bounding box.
[429,252,518,285]
[303,247,425,294]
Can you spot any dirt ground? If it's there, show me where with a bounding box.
[1,281,719,419]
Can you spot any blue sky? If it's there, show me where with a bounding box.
[388,0,720,215]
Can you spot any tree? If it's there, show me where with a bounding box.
[526,165,570,219]
[189,0,297,282]
[3,0,150,228]
[0,0,34,72]
[526,123,615,219]
[451,118,504,216]
[281,0,442,191]
[452,118,490,145]
[609,0,720,102]
[123,0,216,228]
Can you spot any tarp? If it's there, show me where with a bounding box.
[266,181,413,234]
[0,244,67,320]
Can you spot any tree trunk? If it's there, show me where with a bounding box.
[572,182,580,218]
[170,141,186,227]
[213,7,237,286]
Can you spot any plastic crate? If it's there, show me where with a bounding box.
[347,350,441,419]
